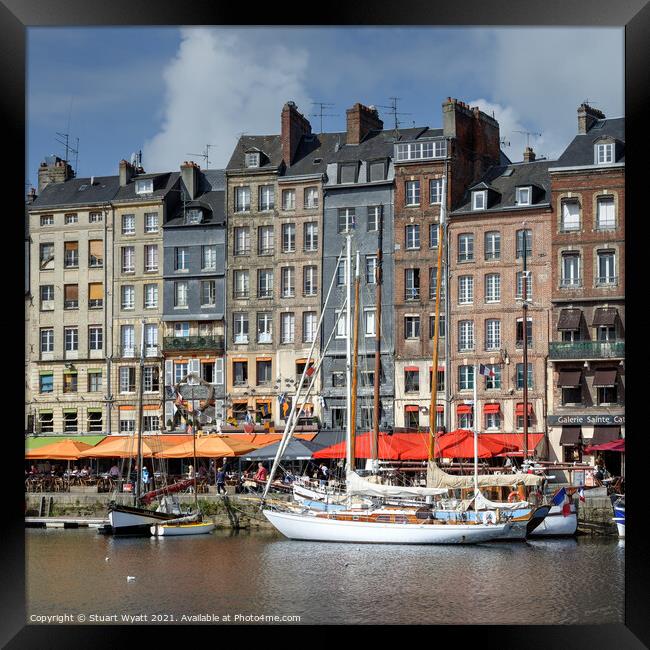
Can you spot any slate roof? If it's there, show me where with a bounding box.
[113,171,180,203]
[165,169,226,226]
[227,135,284,171]
[452,159,553,215]
[29,175,120,210]
[549,117,625,168]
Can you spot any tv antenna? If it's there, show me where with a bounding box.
[375,97,412,138]
[311,102,339,134]
[55,132,79,175]
[500,137,511,148]
[186,144,216,169]
[514,130,542,148]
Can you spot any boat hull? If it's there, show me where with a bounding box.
[108,505,178,536]
[263,509,512,544]
[151,522,216,536]
[528,504,577,537]
[613,504,625,538]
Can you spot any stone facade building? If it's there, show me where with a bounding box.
[547,104,625,477]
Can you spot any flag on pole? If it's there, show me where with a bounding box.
[306,365,315,377]
[551,487,567,506]
[562,501,572,517]
[578,486,585,502]
[478,364,495,378]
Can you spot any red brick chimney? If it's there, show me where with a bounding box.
[523,146,536,163]
[281,101,312,167]
[37,155,74,193]
[577,103,606,134]
[346,103,383,145]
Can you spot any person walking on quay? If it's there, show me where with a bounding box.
[216,467,227,495]
[142,466,150,490]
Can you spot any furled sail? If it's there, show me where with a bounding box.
[474,490,529,511]
[346,470,448,498]
[425,461,543,489]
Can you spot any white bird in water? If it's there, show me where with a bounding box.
[127,576,136,582]
[105,557,110,562]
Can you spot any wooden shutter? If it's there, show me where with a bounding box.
[64,284,78,300]
[88,282,103,299]
[215,358,224,385]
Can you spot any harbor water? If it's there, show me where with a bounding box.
[26,529,624,625]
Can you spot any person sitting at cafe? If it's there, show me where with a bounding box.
[109,464,120,479]
[29,465,39,476]
[255,462,268,482]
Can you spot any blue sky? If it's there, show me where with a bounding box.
[27,26,624,187]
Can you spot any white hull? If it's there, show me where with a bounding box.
[108,507,175,531]
[151,522,216,536]
[529,504,577,537]
[263,509,512,544]
[615,522,625,538]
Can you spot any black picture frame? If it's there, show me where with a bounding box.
[3,0,648,646]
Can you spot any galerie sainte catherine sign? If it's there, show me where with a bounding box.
[546,414,625,426]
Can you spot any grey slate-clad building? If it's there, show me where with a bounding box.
[320,104,397,431]
[162,163,227,429]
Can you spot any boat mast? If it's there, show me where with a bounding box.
[473,362,479,495]
[135,319,145,504]
[350,250,361,473]
[345,233,353,472]
[429,171,446,461]
[371,209,383,471]
[522,224,529,461]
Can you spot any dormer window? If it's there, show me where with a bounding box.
[368,160,386,182]
[245,152,260,168]
[472,190,487,210]
[184,208,202,225]
[339,163,358,184]
[595,143,614,164]
[515,186,531,206]
[135,178,153,195]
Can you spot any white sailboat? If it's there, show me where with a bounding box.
[262,223,514,544]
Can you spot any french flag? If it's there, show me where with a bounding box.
[478,364,495,377]
[551,487,567,506]
[578,487,585,502]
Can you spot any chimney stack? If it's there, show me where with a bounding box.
[119,159,136,187]
[280,101,312,167]
[577,103,606,134]
[523,146,536,163]
[346,103,383,145]
[37,155,74,193]
[181,160,201,200]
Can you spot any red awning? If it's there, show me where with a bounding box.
[515,403,534,416]
[483,403,501,414]
[405,405,420,412]
[457,404,473,414]
[584,438,625,454]
[483,433,544,453]
[404,366,419,372]
[429,366,446,372]
[312,432,418,460]
[436,405,444,413]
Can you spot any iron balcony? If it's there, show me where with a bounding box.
[548,340,624,360]
[162,335,225,352]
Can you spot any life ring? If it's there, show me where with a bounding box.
[507,491,519,503]
[481,511,497,525]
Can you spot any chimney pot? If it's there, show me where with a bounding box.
[281,101,312,166]
[346,102,383,145]
[523,146,536,163]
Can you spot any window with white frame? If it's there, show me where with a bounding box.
[120,325,134,356]
[282,189,296,211]
[405,180,420,206]
[144,212,158,233]
[303,266,317,296]
[64,213,78,224]
[596,142,614,164]
[174,361,188,383]
[515,186,531,206]
[458,275,473,304]
[367,206,381,231]
[458,234,474,262]
[336,258,347,286]
[364,308,376,337]
[430,178,443,204]
[88,371,102,392]
[281,267,295,298]
[485,319,501,350]
[40,285,54,310]
[174,322,190,338]
[335,309,347,338]
[143,415,160,433]
[233,270,249,298]
[174,247,189,271]
[596,197,615,230]
[201,280,216,306]
[458,365,474,391]
[257,312,273,343]
[561,200,580,231]
[516,271,533,300]
[458,320,474,351]
[119,367,135,393]
[484,364,501,389]
[63,411,78,431]
[304,222,318,251]
[366,255,377,284]
[89,326,103,351]
[516,317,533,348]
[561,252,581,287]
[245,152,260,168]
[40,214,53,226]
[404,316,420,339]
[472,190,487,210]
[429,223,439,248]
[429,314,446,339]
[405,224,420,249]
[64,242,79,268]
[288,320,305,351]
[304,187,318,209]
[516,229,533,259]
[516,363,533,389]
[258,269,273,298]
[39,242,54,270]
[281,223,295,253]
[64,326,79,351]
[122,214,135,235]
[405,268,420,300]
[144,244,158,272]
[201,245,217,271]
[303,311,317,343]
[144,324,158,355]
[88,240,103,268]
[257,226,274,255]
[235,186,251,212]
[89,212,102,223]
[121,246,135,273]
[233,313,249,344]
[259,185,275,211]
[234,227,251,255]
[174,281,188,307]
[485,411,501,430]
[597,250,616,285]
[337,208,355,233]
[485,231,500,260]
[429,267,445,300]
[135,178,153,194]
[64,284,78,309]
[121,285,135,310]
[40,328,54,353]
[485,273,500,303]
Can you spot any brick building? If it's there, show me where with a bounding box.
[547,104,625,477]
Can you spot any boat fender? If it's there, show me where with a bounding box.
[481,511,497,525]
[507,491,519,503]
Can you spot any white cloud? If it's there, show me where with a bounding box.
[143,28,313,172]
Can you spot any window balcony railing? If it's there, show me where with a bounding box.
[258,247,274,256]
[596,276,618,286]
[115,344,162,358]
[258,289,273,299]
[405,288,420,301]
[548,340,624,360]
[560,278,581,288]
[162,336,225,352]
[233,289,250,299]
[234,246,251,256]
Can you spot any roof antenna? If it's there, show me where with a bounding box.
[514,130,542,148]
[375,97,411,140]
[311,102,339,134]
[186,144,216,169]
[55,131,79,176]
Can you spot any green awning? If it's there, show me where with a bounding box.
[62,408,78,414]
[87,408,103,413]
[87,368,103,373]
[39,371,53,376]
[25,435,106,451]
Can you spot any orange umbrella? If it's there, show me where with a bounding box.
[25,439,94,460]
[77,436,159,458]
[155,435,257,458]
